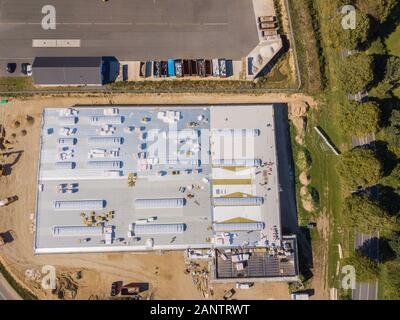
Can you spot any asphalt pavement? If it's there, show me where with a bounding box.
[0,0,258,67]
[352,232,379,300]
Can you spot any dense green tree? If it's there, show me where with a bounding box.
[384,262,400,299]
[367,38,387,55]
[340,101,381,135]
[344,193,400,235]
[381,164,400,190]
[337,148,384,188]
[332,9,370,50]
[384,56,400,84]
[343,250,379,281]
[355,0,397,23]
[388,234,400,260]
[384,109,400,148]
[337,53,374,94]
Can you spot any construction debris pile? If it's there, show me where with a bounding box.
[184,261,213,299]
[52,274,79,299]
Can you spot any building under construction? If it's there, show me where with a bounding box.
[34,104,299,282]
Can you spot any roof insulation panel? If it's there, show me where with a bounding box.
[134,198,185,209]
[54,200,105,210]
[88,136,123,145]
[58,138,77,146]
[89,115,123,125]
[212,159,262,166]
[54,161,76,169]
[59,117,78,126]
[133,223,186,235]
[87,161,123,169]
[213,196,264,206]
[53,226,104,237]
[213,222,265,232]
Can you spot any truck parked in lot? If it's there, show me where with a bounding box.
[258,16,276,23]
[259,22,277,30]
[0,230,16,247]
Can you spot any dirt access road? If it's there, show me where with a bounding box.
[0,92,318,300]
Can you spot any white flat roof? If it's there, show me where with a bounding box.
[35,104,283,254]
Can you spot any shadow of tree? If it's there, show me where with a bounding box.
[1,150,24,176]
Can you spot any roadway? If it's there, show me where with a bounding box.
[352,232,379,300]
[0,273,21,300]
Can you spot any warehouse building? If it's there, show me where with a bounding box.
[34,104,298,281]
[32,57,103,86]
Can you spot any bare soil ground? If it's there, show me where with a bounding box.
[0,93,315,300]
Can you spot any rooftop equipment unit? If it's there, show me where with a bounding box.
[133,223,186,235]
[134,198,185,209]
[54,200,105,210]
[53,226,103,237]
[213,197,264,206]
[213,222,265,232]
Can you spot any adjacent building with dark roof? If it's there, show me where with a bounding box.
[32,57,103,86]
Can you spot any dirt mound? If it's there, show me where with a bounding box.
[299,172,311,186]
[289,101,309,118]
[300,186,315,212]
[53,273,79,299]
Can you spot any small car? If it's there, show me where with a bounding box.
[21,63,32,76]
[6,63,16,74]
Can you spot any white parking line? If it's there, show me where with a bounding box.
[1,22,228,26]
[32,39,81,48]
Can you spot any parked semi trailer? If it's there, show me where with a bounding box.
[205,60,212,76]
[197,59,206,77]
[218,59,227,78]
[167,59,175,77]
[212,59,220,77]
[175,59,183,77]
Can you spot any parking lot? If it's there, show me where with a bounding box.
[0,0,258,67]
